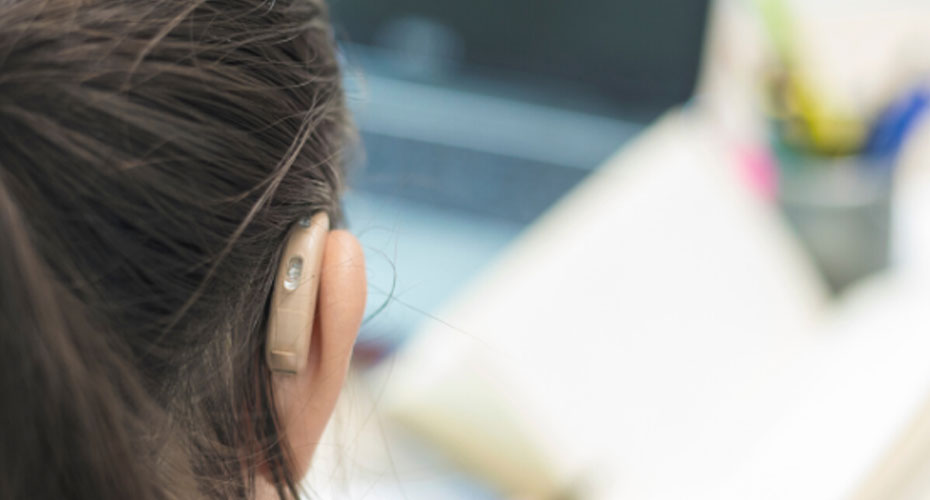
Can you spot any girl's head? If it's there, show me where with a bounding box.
[0,0,365,498]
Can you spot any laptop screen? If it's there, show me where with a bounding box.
[331,0,710,117]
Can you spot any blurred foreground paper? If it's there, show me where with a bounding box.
[376,111,818,497]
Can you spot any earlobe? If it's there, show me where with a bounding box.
[264,225,366,487]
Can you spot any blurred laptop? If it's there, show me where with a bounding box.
[330,0,712,352]
[331,0,711,224]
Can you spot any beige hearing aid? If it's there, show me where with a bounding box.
[266,212,329,374]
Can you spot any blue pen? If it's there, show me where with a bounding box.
[865,87,930,162]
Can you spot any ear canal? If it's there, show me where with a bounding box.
[266,212,329,374]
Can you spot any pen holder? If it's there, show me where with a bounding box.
[774,145,893,294]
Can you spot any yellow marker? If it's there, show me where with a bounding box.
[787,75,867,156]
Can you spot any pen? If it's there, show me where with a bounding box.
[864,87,929,162]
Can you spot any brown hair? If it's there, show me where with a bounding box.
[0,0,349,498]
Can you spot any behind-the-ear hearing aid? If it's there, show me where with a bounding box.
[266,212,329,374]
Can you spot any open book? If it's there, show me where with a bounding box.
[371,111,930,499]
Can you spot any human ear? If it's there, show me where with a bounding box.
[259,217,366,495]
